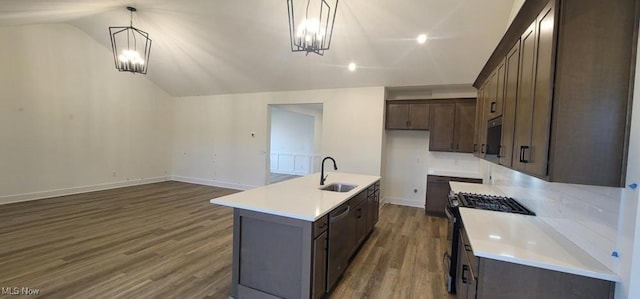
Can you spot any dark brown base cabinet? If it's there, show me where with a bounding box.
[456,228,615,299]
[425,175,482,217]
[473,0,638,187]
[230,181,380,299]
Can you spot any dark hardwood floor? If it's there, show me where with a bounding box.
[0,181,452,298]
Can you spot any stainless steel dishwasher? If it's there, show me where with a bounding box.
[326,200,355,292]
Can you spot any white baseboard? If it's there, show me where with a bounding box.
[0,176,171,205]
[383,197,425,208]
[171,176,257,191]
[270,170,307,176]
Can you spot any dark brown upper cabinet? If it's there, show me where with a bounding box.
[473,87,488,157]
[454,102,477,153]
[429,98,476,153]
[473,0,637,187]
[490,60,507,119]
[385,102,430,130]
[499,41,521,168]
[429,103,456,151]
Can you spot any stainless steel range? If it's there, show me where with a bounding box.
[444,191,535,293]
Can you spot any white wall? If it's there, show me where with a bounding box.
[270,104,323,155]
[270,107,315,154]
[269,107,316,175]
[507,0,526,29]
[0,24,173,204]
[171,87,385,190]
[384,131,479,207]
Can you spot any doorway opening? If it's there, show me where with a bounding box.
[267,104,323,184]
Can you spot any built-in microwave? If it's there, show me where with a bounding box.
[485,117,502,163]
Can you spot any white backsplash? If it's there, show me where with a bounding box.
[427,150,482,175]
[484,161,623,271]
[383,131,481,206]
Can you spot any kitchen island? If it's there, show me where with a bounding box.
[210,172,381,299]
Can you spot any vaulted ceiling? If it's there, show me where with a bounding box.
[0,0,515,97]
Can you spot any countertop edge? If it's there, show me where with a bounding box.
[210,173,381,222]
[209,201,318,221]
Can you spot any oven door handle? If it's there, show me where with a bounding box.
[444,205,455,222]
[442,252,451,272]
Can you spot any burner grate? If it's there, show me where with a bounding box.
[456,193,535,216]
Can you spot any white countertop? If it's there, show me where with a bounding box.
[459,208,618,281]
[450,182,618,281]
[427,169,483,180]
[210,172,380,221]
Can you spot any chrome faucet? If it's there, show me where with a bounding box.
[320,157,338,185]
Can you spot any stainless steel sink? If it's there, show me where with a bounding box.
[319,183,357,192]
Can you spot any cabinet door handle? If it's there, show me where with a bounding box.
[481,144,485,154]
[462,265,469,284]
[519,146,530,163]
[473,144,477,152]
[496,145,502,158]
[490,101,497,113]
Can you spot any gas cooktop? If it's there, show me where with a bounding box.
[455,192,535,216]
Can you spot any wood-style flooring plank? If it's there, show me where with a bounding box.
[1,182,452,298]
[329,204,454,299]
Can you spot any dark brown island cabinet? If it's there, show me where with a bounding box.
[456,227,615,299]
[230,181,380,299]
[473,0,638,187]
[425,175,482,217]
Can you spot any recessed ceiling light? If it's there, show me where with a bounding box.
[348,62,357,71]
[417,34,428,44]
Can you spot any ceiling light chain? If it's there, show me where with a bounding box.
[109,6,152,74]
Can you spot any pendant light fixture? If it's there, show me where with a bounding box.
[109,7,152,74]
[287,0,338,56]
